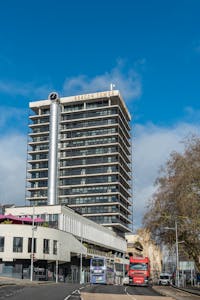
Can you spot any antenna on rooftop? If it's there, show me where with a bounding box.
[110,83,116,91]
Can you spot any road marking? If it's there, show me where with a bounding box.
[64,291,77,300]
[64,285,87,300]
[124,286,137,300]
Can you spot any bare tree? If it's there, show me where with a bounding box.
[143,136,200,270]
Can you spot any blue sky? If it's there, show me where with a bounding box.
[0,0,200,228]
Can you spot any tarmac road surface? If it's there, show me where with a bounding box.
[81,284,173,300]
[0,283,82,300]
[2,281,198,300]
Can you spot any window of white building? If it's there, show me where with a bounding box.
[0,237,4,252]
[13,237,23,253]
[43,239,49,254]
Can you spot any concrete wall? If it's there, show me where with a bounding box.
[126,230,162,280]
[6,205,127,253]
[0,224,86,263]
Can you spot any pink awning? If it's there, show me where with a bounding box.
[0,214,44,224]
[34,217,45,223]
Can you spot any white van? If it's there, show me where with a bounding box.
[158,273,172,286]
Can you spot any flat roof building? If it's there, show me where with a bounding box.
[26,90,132,236]
[6,205,127,254]
[3,205,128,282]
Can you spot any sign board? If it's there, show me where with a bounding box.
[179,261,195,270]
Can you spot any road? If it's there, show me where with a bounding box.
[2,282,200,300]
[0,283,173,300]
[81,285,173,300]
[0,283,82,300]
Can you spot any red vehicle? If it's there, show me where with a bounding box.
[128,256,150,286]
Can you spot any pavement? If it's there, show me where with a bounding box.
[182,286,200,296]
[153,285,200,299]
[81,291,174,300]
[0,276,54,286]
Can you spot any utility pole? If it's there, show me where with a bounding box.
[80,224,83,284]
[164,220,180,287]
[56,242,59,283]
[30,204,35,281]
[175,220,180,287]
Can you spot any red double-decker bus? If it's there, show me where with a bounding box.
[128,256,150,286]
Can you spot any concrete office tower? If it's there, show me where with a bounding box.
[27,90,132,236]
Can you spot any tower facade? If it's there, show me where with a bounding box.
[26,90,132,235]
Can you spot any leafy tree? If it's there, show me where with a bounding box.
[42,222,49,227]
[2,220,13,224]
[143,136,200,270]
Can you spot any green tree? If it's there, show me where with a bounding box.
[143,137,200,270]
[2,220,13,224]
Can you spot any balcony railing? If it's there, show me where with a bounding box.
[87,248,114,259]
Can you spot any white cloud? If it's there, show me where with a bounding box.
[0,60,142,102]
[133,122,200,229]
[0,80,53,99]
[184,106,200,122]
[63,61,142,100]
[0,134,26,205]
[0,107,26,131]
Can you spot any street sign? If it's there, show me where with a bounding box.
[179,261,195,270]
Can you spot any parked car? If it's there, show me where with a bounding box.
[158,273,172,286]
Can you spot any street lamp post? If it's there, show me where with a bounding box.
[56,242,59,283]
[122,252,125,279]
[30,204,35,281]
[175,221,180,287]
[80,223,83,284]
[164,220,179,287]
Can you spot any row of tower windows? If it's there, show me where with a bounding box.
[87,215,128,227]
[29,174,131,187]
[64,196,130,209]
[75,205,123,214]
[62,127,117,139]
[61,118,117,130]
[62,136,117,148]
[32,105,117,120]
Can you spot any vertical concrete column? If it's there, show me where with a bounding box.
[48,92,60,205]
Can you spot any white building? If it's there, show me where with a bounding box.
[0,205,128,282]
[0,89,132,281]
[27,90,132,236]
[0,224,86,280]
[6,205,127,253]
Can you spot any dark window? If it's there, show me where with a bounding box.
[91,258,104,267]
[130,263,148,271]
[0,236,4,252]
[43,239,49,254]
[53,240,57,255]
[28,238,37,253]
[13,237,23,253]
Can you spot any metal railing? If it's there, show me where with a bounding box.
[87,248,114,259]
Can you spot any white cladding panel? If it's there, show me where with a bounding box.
[6,205,127,253]
[0,224,86,262]
[60,206,127,252]
[29,90,131,120]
